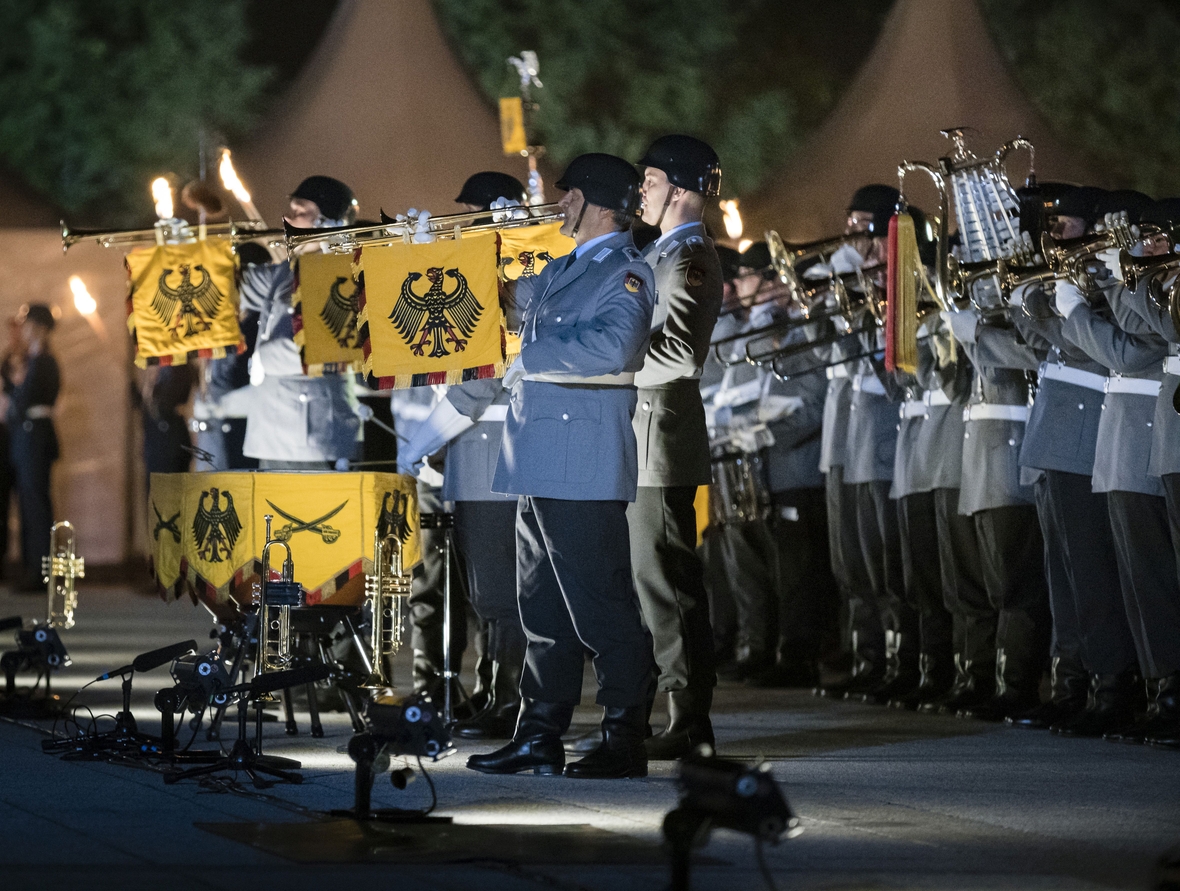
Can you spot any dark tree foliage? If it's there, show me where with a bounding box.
[432,0,890,198]
[980,0,1180,196]
[0,0,272,226]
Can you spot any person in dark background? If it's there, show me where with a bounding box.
[2,303,61,592]
[139,364,198,486]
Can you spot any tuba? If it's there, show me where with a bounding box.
[43,521,84,630]
[252,515,302,698]
[361,528,413,690]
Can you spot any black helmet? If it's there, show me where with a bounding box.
[455,171,527,210]
[1095,189,1154,225]
[1144,198,1180,231]
[1055,186,1107,229]
[637,135,722,197]
[715,245,742,282]
[290,176,358,223]
[848,184,900,236]
[556,153,642,216]
[738,241,772,272]
[21,303,56,331]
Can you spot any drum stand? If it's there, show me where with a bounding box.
[419,512,468,727]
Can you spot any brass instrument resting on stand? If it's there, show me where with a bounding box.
[361,528,413,690]
[61,218,284,253]
[252,515,303,701]
[43,520,84,631]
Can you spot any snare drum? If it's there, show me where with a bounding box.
[709,451,770,526]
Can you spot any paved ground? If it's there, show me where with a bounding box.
[1,585,1178,890]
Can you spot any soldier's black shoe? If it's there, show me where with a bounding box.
[865,667,921,706]
[466,698,573,776]
[563,726,603,754]
[716,651,772,683]
[959,691,1038,722]
[1051,670,1140,737]
[1007,656,1089,729]
[453,658,523,741]
[890,653,953,710]
[1142,673,1180,749]
[1145,719,1180,749]
[1006,699,1083,729]
[645,689,715,761]
[565,706,648,779]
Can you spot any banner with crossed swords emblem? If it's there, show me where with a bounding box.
[291,251,365,376]
[125,239,244,368]
[148,471,419,607]
[356,231,507,389]
[497,221,574,282]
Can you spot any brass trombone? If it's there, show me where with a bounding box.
[361,528,413,690]
[60,219,283,254]
[284,202,566,254]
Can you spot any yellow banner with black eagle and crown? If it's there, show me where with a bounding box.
[497,221,575,282]
[148,471,419,609]
[356,231,506,389]
[291,251,364,376]
[125,239,244,368]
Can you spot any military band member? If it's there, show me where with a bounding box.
[628,135,723,758]
[468,154,657,779]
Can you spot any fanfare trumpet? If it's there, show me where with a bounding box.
[283,203,566,254]
[1041,212,1139,278]
[43,521,84,631]
[361,528,413,690]
[252,515,302,699]
[60,219,284,254]
[1121,251,1180,294]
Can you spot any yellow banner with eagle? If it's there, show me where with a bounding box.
[291,251,364,376]
[498,221,574,282]
[356,232,506,389]
[125,239,244,368]
[148,471,419,608]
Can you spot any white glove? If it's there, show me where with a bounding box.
[502,356,527,390]
[1096,248,1123,282]
[1008,283,1031,308]
[396,398,474,476]
[248,352,265,386]
[416,463,445,488]
[830,243,865,275]
[940,308,980,345]
[1054,281,1086,319]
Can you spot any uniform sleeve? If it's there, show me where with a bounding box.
[520,261,655,377]
[972,324,1043,371]
[765,371,825,451]
[1109,277,1179,342]
[1061,303,1168,374]
[238,262,286,313]
[635,244,723,388]
[445,377,504,420]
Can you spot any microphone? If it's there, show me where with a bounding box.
[250,662,333,697]
[0,616,23,632]
[96,639,199,681]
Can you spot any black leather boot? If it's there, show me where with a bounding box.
[645,688,715,760]
[940,657,996,716]
[917,652,967,714]
[891,651,953,710]
[453,657,523,740]
[1007,655,1088,730]
[466,698,572,775]
[864,632,921,705]
[1051,669,1140,737]
[959,648,1040,721]
[717,645,771,683]
[565,706,649,779]
[1145,673,1180,749]
[835,631,885,700]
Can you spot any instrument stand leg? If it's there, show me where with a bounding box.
[306,680,323,738]
[282,688,298,736]
[440,526,469,725]
[165,695,302,788]
[207,616,251,742]
[662,808,711,891]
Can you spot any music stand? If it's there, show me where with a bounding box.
[419,512,470,726]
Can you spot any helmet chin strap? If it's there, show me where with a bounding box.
[569,200,589,239]
[652,187,675,229]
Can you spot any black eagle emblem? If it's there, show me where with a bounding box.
[377,491,411,543]
[500,249,554,280]
[152,501,182,544]
[389,266,483,358]
[151,263,225,338]
[192,488,242,563]
[319,275,359,348]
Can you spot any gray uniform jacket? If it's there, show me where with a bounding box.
[958,324,1040,515]
[762,327,826,493]
[843,331,902,486]
[1111,276,1180,478]
[239,261,360,462]
[819,332,860,474]
[1062,287,1166,497]
[634,222,723,488]
[493,230,656,502]
[442,377,514,503]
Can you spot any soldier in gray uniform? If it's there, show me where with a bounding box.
[628,135,724,759]
[468,154,657,779]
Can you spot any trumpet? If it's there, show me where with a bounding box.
[1041,212,1138,276]
[1120,250,1180,293]
[361,528,413,690]
[252,515,303,699]
[42,521,84,631]
[284,202,566,254]
[61,219,283,253]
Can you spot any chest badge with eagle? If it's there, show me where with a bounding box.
[319,275,360,348]
[152,264,225,339]
[389,266,483,358]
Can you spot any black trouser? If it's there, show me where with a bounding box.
[516,496,652,708]
[825,467,881,660]
[143,412,192,491]
[628,485,716,694]
[11,421,55,584]
[700,518,776,657]
[769,487,838,664]
[933,487,987,664]
[1108,489,1180,678]
[855,480,914,658]
[409,485,471,683]
[222,418,257,470]
[897,491,952,661]
[975,504,1051,692]
[1043,471,1134,675]
[453,499,525,663]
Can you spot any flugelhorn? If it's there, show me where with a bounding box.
[361,528,413,690]
[61,219,283,254]
[253,515,302,698]
[42,521,83,631]
[284,203,566,254]
[1041,212,1139,277]
[1120,251,1180,293]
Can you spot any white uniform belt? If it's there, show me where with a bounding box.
[1040,362,1107,392]
[479,405,508,422]
[963,404,1029,423]
[524,371,635,386]
[25,405,53,420]
[1105,375,1162,397]
[900,390,952,419]
[852,373,886,396]
[1163,355,1180,377]
[825,365,850,380]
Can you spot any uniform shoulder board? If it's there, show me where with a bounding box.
[622,246,644,262]
[592,247,613,262]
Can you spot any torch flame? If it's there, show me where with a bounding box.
[152,177,174,220]
[720,199,743,241]
[69,276,97,316]
[219,148,251,204]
